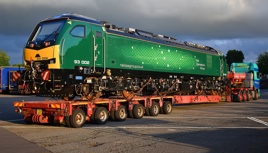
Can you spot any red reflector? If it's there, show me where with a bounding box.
[12,72,21,82]
[44,41,50,47]
[41,70,50,81]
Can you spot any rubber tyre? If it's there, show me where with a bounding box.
[133,104,144,119]
[149,102,160,116]
[242,90,247,102]
[231,94,235,102]
[247,90,252,101]
[70,109,86,128]
[251,91,255,100]
[110,110,116,121]
[237,90,243,102]
[162,101,172,114]
[90,107,98,124]
[128,110,134,118]
[64,116,72,127]
[115,105,127,121]
[253,90,259,100]
[24,115,33,124]
[94,107,109,124]
[144,107,150,116]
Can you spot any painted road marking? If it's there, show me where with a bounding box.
[145,116,248,119]
[145,116,268,119]
[83,126,268,129]
[0,126,61,129]
[247,117,268,126]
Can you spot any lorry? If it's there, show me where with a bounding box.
[228,62,260,102]
[0,66,24,94]
[13,63,260,128]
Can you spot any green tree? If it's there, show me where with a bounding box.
[226,50,244,69]
[257,52,268,75]
[13,64,24,67]
[0,49,10,66]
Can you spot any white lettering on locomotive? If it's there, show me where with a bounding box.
[74,60,90,65]
[81,60,90,65]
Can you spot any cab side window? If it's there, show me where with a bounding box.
[70,26,85,38]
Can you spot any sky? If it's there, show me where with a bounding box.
[0,0,267,65]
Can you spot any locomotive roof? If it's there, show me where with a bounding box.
[43,13,102,25]
[104,25,222,55]
[45,13,223,55]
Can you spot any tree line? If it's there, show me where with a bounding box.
[226,50,268,75]
[0,49,23,67]
[0,48,268,75]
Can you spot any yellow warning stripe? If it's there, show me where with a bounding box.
[14,103,23,107]
[50,104,61,108]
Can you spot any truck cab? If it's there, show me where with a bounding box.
[229,62,260,100]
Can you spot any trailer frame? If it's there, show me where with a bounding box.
[14,94,226,128]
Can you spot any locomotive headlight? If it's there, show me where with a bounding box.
[44,41,50,47]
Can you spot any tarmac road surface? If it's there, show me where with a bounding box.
[0,90,268,153]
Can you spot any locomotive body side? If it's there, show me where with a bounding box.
[105,29,224,78]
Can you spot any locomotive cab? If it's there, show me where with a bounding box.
[23,13,105,99]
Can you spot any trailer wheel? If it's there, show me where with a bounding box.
[242,90,247,102]
[94,107,109,124]
[162,101,172,114]
[247,90,252,101]
[149,102,160,116]
[231,94,235,102]
[133,104,144,119]
[237,90,243,102]
[24,114,33,124]
[128,110,134,118]
[70,109,86,128]
[64,116,72,127]
[144,107,150,116]
[253,90,259,100]
[128,105,134,118]
[115,105,127,121]
[89,107,98,124]
[251,91,255,100]
[110,110,116,121]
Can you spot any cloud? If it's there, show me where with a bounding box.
[0,35,28,64]
[194,38,268,62]
[1,0,268,39]
[0,0,268,64]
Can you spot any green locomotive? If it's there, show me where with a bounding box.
[22,13,228,100]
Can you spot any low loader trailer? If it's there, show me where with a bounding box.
[14,94,224,128]
[13,62,261,128]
